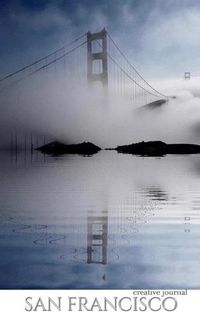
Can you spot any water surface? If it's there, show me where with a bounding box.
[0,150,200,289]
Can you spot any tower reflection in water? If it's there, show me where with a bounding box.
[87,210,108,265]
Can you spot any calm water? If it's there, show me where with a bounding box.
[1,150,200,289]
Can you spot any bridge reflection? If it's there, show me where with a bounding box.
[87,210,108,264]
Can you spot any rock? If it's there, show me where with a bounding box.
[167,143,200,154]
[115,141,200,156]
[37,141,101,155]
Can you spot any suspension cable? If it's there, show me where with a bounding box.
[0,33,86,83]
[0,41,87,91]
[107,32,168,99]
[96,39,161,98]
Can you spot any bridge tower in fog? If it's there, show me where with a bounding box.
[87,28,108,88]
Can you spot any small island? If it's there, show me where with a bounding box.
[37,140,200,157]
[37,141,101,155]
[115,141,200,156]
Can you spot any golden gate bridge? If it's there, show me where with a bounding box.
[0,28,169,106]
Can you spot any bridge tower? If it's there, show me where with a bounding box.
[87,28,108,88]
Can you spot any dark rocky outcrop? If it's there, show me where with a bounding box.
[144,99,167,109]
[115,141,200,156]
[37,141,101,155]
[137,99,168,113]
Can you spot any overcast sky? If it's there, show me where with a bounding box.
[1,0,200,78]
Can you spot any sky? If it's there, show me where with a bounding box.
[1,0,200,78]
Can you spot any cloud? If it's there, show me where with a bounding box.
[142,7,200,52]
[2,0,200,77]
[10,4,71,31]
[134,5,200,76]
[1,71,200,150]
